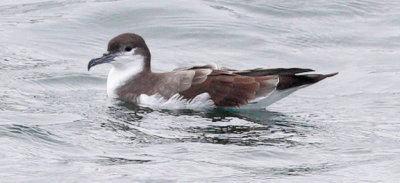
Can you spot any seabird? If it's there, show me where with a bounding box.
[88,33,337,108]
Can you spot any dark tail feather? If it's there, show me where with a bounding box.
[277,72,338,90]
[235,68,314,76]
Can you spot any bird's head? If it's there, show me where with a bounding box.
[88,33,151,71]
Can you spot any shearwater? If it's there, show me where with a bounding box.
[88,33,337,108]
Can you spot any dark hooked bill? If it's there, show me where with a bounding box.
[88,53,117,71]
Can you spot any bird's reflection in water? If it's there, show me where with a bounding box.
[103,102,317,147]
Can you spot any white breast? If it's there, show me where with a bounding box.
[107,53,144,98]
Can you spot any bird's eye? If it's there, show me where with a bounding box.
[125,47,132,52]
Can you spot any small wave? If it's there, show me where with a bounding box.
[29,74,106,91]
[95,156,151,165]
[0,124,64,145]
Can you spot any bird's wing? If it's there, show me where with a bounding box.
[152,66,214,98]
[232,67,337,90]
[232,68,314,76]
[116,65,214,101]
[179,69,279,107]
[173,64,218,71]
[120,65,335,107]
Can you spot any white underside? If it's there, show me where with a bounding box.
[107,51,144,98]
[137,93,215,109]
[240,86,305,109]
[133,86,306,110]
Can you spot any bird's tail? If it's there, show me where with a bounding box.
[277,72,338,90]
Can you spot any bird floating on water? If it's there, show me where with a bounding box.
[88,33,337,108]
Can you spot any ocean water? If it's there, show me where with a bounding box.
[0,0,399,182]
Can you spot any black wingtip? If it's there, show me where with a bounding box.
[324,72,338,77]
[235,68,316,76]
[297,68,315,73]
[277,72,338,90]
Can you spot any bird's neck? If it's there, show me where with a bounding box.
[107,55,149,98]
[144,55,151,72]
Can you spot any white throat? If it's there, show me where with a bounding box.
[107,52,145,98]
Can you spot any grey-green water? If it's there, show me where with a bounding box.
[0,0,399,182]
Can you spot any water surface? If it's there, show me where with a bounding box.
[0,0,399,182]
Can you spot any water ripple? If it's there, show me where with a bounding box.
[1,0,400,182]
